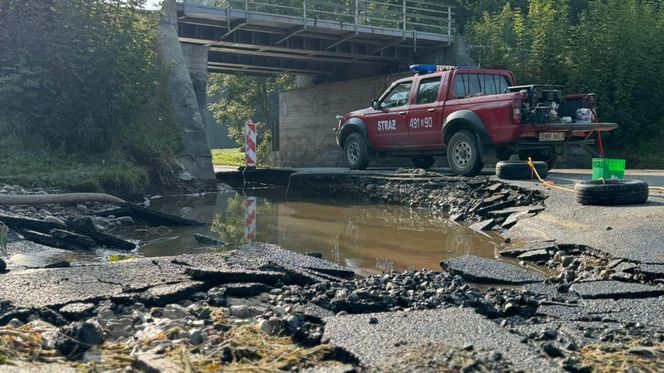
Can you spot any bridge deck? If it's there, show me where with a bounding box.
[177,1,454,76]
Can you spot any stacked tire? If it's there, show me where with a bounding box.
[574,180,649,205]
[495,160,549,180]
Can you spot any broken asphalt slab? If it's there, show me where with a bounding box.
[537,297,664,328]
[570,280,664,299]
[500,240,557,258]
[323,308,561,373]
[0,243,355,310]
[0,259,192,308]
[441,255,546,284]
[227,242,355,282]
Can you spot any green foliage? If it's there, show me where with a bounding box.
[211,148,245,167]
[468,0,664,165]
[0,0,180,194]
[208,74,295,164]
[0,150,149,196]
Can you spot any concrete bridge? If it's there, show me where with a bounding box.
[158,0,466,182]
[177,0,454,78]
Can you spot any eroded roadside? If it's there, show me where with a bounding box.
[0,173,662,372]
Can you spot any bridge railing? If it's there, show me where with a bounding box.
[183,0,454,38]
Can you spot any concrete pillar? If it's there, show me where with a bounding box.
[158,0,216,185]
[181,43,209,129]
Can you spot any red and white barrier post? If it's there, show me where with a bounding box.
[245,120,257,169]
[244,196,257,242]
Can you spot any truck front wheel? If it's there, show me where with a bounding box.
[446,130,483,176]
[344,132,370,170]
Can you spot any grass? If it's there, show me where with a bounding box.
[211,148,245,167]
[0,150,149,197]
[76,310,334,372]
[579,342,664,372]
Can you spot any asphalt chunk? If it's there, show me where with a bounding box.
[500,240,557,258]
[538,297,664,328]
[517,248,551,262]
[229,243,355,280]
[441,255,545,284]
[570,280,664,299]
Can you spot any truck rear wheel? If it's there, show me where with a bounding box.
[344,132,369,170]
[412,156,435,169]
[446,130,483,176]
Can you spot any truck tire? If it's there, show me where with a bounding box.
[574,179,649,206]
[344,132,369,170]
[412,156,435,169]
[545,156,557,170]
[446,130,483,176]
[496,160,549,180]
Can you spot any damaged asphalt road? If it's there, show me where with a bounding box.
[0,172,663,371]
[4,242,663,372]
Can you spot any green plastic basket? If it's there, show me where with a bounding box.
[592,158,625,180]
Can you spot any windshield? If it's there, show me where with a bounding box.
[380,81,413,108]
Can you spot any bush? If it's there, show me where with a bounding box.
[0,0,180,195]
[468,0,664,164]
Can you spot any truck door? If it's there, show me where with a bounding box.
[364,80,412,149]
[407,76,443,146]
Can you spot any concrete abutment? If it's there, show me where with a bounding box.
[158,0,215,184]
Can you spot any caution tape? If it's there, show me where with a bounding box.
[527,157,576,193]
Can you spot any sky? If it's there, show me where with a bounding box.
[144,0,161,10]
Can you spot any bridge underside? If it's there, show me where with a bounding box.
[177,2,453,77]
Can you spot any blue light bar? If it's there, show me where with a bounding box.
[409,64,437,74]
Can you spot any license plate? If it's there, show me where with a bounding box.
[538,132,565,142]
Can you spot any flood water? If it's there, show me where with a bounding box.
[129,187,503,274]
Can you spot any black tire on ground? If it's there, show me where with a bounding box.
[574,179,649,206]
[412,156,436,169]
[446,130,483,176]
[496,160,549,180]
[344,132,370,170]
[545,156,557,170]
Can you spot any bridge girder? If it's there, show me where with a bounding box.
[177,2,453,77]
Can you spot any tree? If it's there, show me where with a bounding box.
[467,0,664,165]
[207,74,295,162]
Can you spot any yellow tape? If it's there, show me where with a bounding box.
[527,157,576,193]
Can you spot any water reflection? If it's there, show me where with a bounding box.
[144,190,501,273]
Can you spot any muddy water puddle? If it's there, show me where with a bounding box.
[130,189,502,273]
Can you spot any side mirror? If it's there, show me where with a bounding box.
[371,99,381,110]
